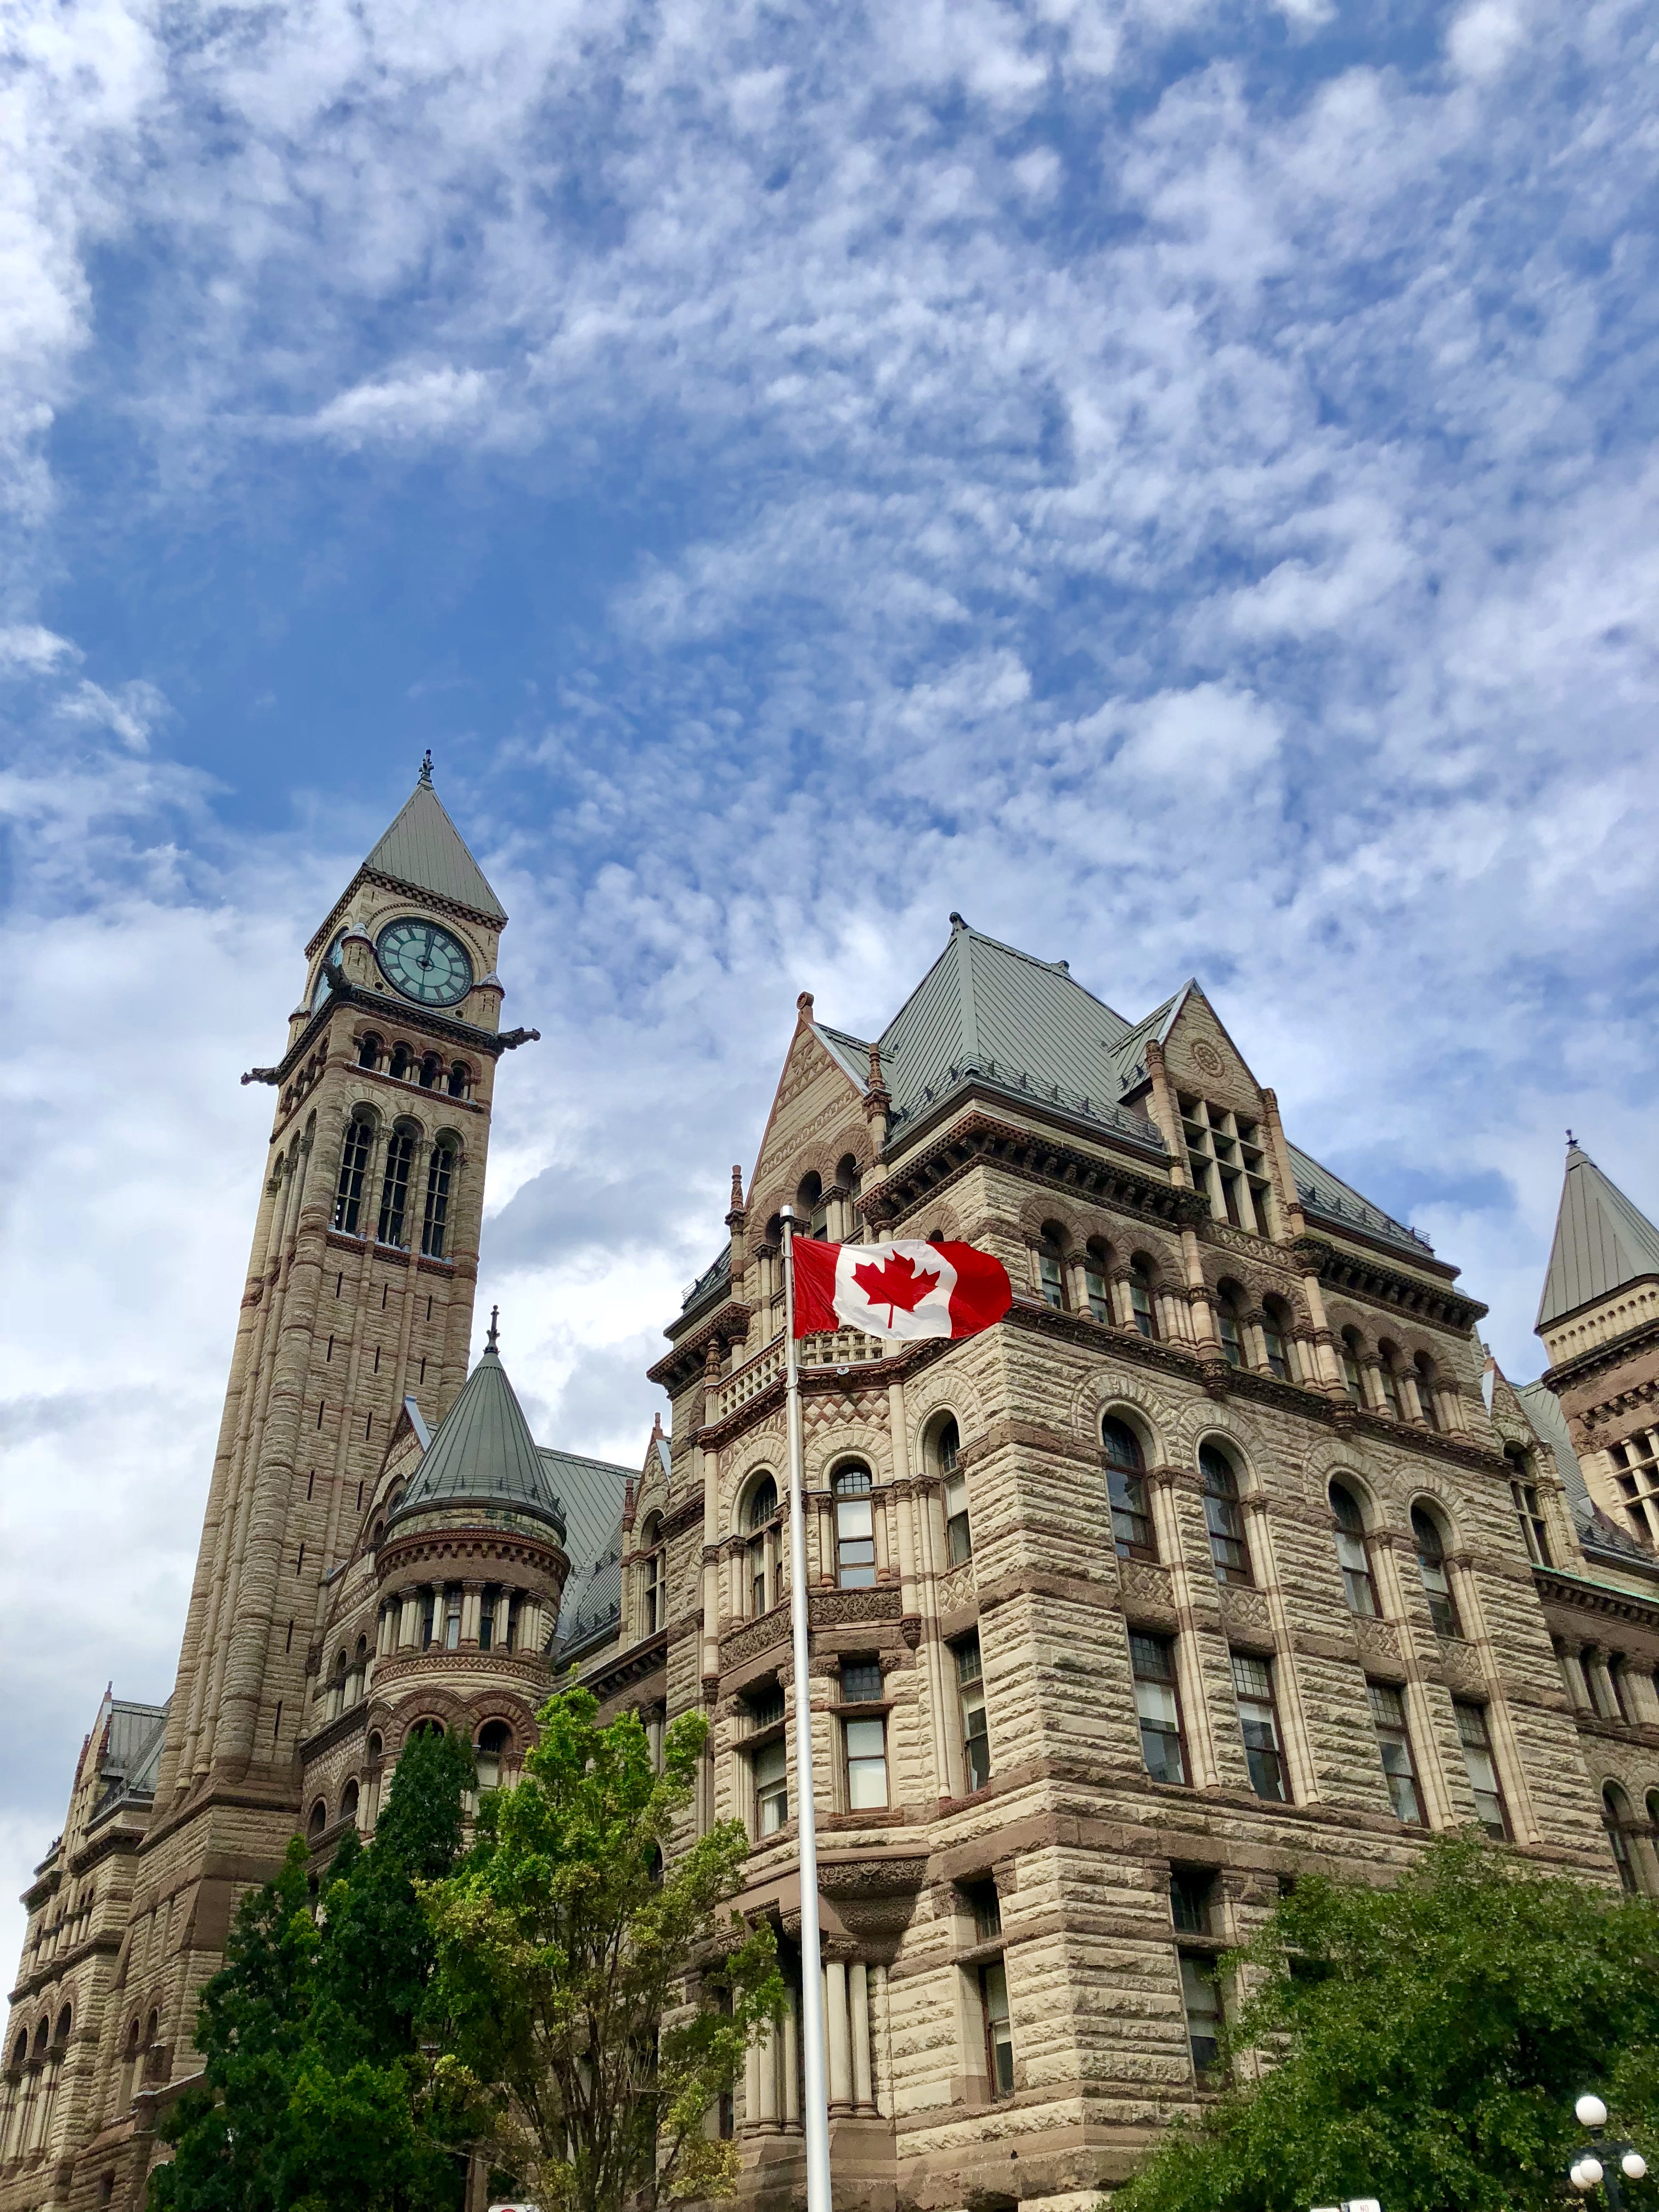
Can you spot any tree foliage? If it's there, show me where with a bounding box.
[151,1726,479,2212]
[1114,1837,1659,2212]
[426,1686,783,2212]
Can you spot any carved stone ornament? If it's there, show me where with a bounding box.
[1353,1616,1403,1667]
[1117,1559,1177,1620]
[1437,1635,1487,1692]
[1218,1585,1274,1638]
[1190,1041,1225,1077]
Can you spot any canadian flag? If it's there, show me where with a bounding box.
[791,1237,1013,1342]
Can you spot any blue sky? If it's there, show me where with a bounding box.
[3,0,1657,1961]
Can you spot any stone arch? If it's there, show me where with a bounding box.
[390,1694,472,1751]
[800,1413,889,1488]
[1071,1365,1177,1462]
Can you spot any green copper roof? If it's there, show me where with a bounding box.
[388,1325,565,1540]
[1537,1142,1659,1331]
[363,765,506,922]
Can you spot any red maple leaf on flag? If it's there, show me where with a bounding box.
[851,1250,941,1325]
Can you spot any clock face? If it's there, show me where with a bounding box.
[376,918,475,1007]
[311,929,346,1012]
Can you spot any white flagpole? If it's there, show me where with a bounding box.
[780,1204,833,2212]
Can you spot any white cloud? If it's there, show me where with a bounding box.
[1448,0,1528,78]
[306,365,498,447]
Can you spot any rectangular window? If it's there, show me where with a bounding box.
[420,1590,437,1650]
[980,1962,1014,2096]
[1262,1313,1289,1380]
[478,1592,495,1652]
[1169,1867,1214,1936]
[944,1470,973,1565]
[748,1682,785,1730]
[844,1717,888,1809]
[753,1740,788,1836]
[420,1144,453,1259]
[1180,1953,1222,2076]
[443,1588,462,1650]
[1037,1249,1065,1310]
[1231,1652,1287,1803]
[1454,1703,1509,1839]
[1131,1633,1187,1786]
[834,1481,876,1589]
[1367,1681,1423,1824]
[1511,1479,1551,1566]
[956,1635,991,1793]
[1085,1261,1110,1323]
[840,1660,882,1705]
[964,1879,1002,1943]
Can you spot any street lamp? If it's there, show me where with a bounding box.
[1310,2199,1381,2211]
[1570,2092,1647,2208]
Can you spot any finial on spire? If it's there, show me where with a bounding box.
[420,749,434,785]
[730,1163,745,1209]
[1567,1129,1577,1149]
[487,1304,500,1351]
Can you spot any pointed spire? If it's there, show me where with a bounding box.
[358,769,506,922]
[1537,1141,1659,1331]
[386,1325,565,1539]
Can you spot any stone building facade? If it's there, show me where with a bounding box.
[8,823,1659,2212]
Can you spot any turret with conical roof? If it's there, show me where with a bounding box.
[1537,1139,1659,1346]
[387,1308,566,1541]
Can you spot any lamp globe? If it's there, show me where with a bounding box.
[1578,2095,1610,2130]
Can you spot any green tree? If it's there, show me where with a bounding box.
[151,1726,478,2212]
[427,1686,783,2212]
[1114,1836,1659,2212]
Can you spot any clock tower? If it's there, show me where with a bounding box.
[115,761,534,2140]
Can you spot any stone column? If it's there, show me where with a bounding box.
[460,1582,484,1649]
[824,1961,853,2112]
[849,1960,873,2111]
[1243,1496,1318,1805]
[398,1589,420,1649]
[1299,1272,1346,1396]
[1150,1467,1220,1788]
[782,1987,800,2125]
[1556,1643,1594,1712]
[1181,1228,1219,1350]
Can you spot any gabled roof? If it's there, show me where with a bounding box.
[388,1324,566,1540]
[1537,1142,1659,1331]
[539,1447,633,1639]
[91,1697,170,1825]
[1108,987,1188,1094]
[559,1515,625,1654]
[360,764,506,923]
[1288,1143,1436,1260]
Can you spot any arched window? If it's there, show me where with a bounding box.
[332,1110,375,1236]
[1214,1283,1244,1369]
[640,1514,667,1633]
[1128,1256,1158,1340]
[377,1124,417,1247]
[447,1061,470,1098]
[1261,1297,1291,1381]
[1103,1415,1154,1559]
[1412,1505,1458,1638]
[797,1171,827,1240]
[367,1732,383,1759]
[1036,1223,1067,1311]
[833,1464,876,1588]
[308,1799,328,1838]
[389,1043,414,1082]
[475,1720,512,1791]
[341,1778,360,1825]
[746,1477,780,1616]
[418,1053,442,1091]
[1415,1353,1440,1430]
[934,1418,970,1565]
[357,1033,383,1071]
[118,2019,139,2108]
[1376,1341,1403,1418]
[1339,1329,1366,1406]
[53,2007,71,2047]
[1329,1481,1378,1617]
[421,1138,456,1258]
[1604,1784,1639,1892]
[1199,1443,1251,1585]
[1505,1449,1551,1564]
[1084,1239,1111,1323]
[1646,1788,1659,1832]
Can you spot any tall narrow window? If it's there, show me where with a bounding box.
[844,1716,888,1809]
[421,1141,454,1257]
[1199,1444,1251,1585]
[333,1114,373,1235]
[474,1722,511,1791]
[1131,1634,1186,1785]
[1415,1355,1441,1430]
[752,1740,788,1836]
[420,1590,437,1649]
[1170,1867,1214,1934]
[1377,1351,1403,1418]
[746,1479,778,1616]
[443,1586,462,1650]
[1037,1231,1066,1310]
[833,1464,876,1589]
[640,1516,666,1632]
[1129,1256,1158,1339]
[478,1589,495,1651]
[1508,1457,1551,1565]
[1084,1245,1111,1323]
[1231,1652,1286,1802]
[980,1963,1014,2095]
[1454,1703,1508,1838]
[1329,1481,1378,1617]
[956,1635,990,1792]
[1604,1785,1638,1892]
[1215,1285,1244,1368]
[1180,1955,1222,2076]
[945,1468,972,1566]
[1340,1330,1366,1406]
[1104,1416,1154,1559]
[1412,1506,1458,1638]
[1367,1681,1423,1823]
[1261,1300,1290,1381]
[377,1127,416,1246]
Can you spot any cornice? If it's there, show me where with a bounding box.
[648,1297,754,1392]
[1533,1564,1659,1630]
[873,1105,1201,1236]
[1293,1234,1483,1330]
[306,865,507,958]
[247,981,516,1091]
[1542,1311,1659,1398]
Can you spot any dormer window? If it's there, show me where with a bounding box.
[1178,1094,1273,1234]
